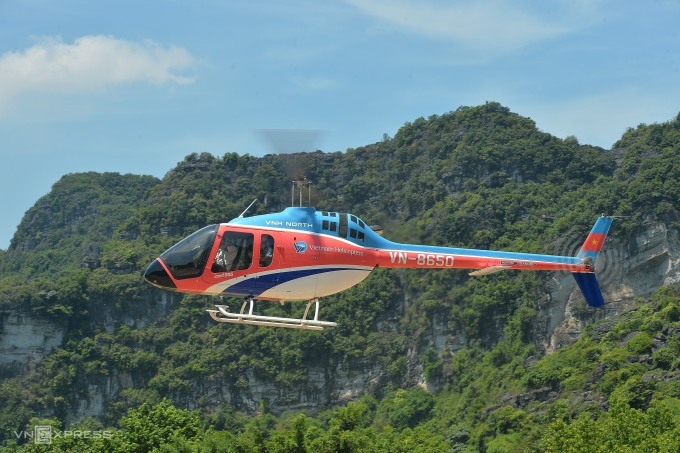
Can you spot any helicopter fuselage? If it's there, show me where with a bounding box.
[143,206,597,302]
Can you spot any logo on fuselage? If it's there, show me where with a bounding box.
[293,241,308,254]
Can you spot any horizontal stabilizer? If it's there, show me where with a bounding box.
[469,266,509,276]
[572,272,605,307]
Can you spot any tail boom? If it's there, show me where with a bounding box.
[376,215,614,307]
[378,247,591,273]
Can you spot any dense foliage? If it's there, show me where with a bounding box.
[1,103,679,451]
[4,288,680,452]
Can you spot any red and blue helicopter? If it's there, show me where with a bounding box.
[144,188,613,330]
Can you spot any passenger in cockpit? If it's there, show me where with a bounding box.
[260,235,274,267]
[212,238,238,272]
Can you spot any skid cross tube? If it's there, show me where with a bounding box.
[207,298,336,330]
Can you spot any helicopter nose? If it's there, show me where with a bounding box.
[143,259,176,290]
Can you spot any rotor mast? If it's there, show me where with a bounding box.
[292,178,311,207]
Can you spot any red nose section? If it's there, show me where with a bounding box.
[143,259,176,290]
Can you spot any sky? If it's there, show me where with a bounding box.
[1,0,679,250]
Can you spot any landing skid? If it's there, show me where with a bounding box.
[207,297,337,331]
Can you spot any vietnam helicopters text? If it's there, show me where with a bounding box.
[143,191,614,331]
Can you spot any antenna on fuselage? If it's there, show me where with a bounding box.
[292,178,311,207]
[238,199,258,218]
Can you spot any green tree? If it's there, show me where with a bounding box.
[113,399,203,452]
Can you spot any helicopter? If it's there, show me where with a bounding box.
[144,180,613,331]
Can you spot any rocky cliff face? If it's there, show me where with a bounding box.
[546,217,680,353]
[0,312,65,378]
[0,289,182,422]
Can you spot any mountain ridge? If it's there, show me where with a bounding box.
[0,102,679,451]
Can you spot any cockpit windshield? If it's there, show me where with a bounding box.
[160,224,218,279]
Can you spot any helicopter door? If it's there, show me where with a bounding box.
[202,230,257,295]
[249,232,280,298]
[257,233,276,269]
[209,231,254,274]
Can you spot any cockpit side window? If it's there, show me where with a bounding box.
[161,224,218,279]
[259,234,274,267]
[212,231,254,272]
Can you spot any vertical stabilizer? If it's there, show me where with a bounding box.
[572,216,613,307]
[576,216,613,266]
[573,272,605,307]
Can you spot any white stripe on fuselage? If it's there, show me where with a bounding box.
[260,268,372,301]
[205,264,374,299]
